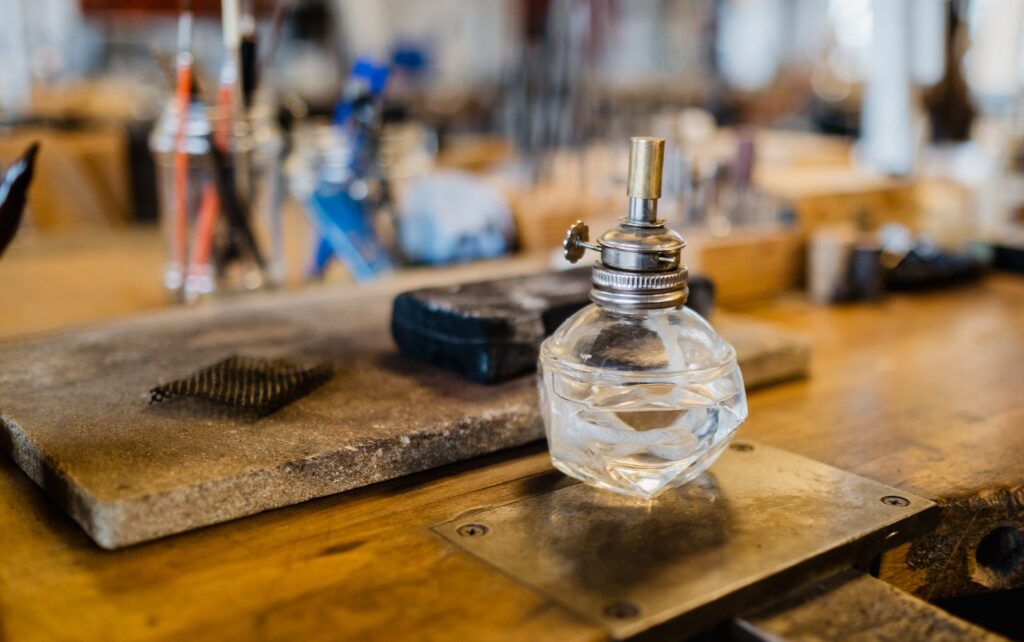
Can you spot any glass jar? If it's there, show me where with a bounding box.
[538,136,748,499]
[149,100,284,302]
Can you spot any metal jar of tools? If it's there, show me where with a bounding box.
[537,137,748,499]
[149,100,284,303]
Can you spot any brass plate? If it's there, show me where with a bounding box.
[434,440,936,640]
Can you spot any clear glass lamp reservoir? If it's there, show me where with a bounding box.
[538,137,748,499]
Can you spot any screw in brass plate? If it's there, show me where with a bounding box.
[602,600,640,620]
[880,495,910,507]
[456,523,489,538]
[730,443,754,452]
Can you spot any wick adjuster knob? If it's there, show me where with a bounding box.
[563,220,600,263]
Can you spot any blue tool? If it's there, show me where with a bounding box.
[306,186,394,281]
[306,56,393,280]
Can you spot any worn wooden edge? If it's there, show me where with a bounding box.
[734,569,1009,642]
[879,485,1024,601]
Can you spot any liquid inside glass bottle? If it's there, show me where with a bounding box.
[538,137,747,499]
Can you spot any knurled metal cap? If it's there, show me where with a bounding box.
[591,264,689,309]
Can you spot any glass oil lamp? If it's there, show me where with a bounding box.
[538,137,748,499]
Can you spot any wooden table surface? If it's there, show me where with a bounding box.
[0,234,1022,641]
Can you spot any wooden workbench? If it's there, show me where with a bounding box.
[0,234,1021,640]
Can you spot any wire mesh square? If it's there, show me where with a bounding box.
[150,356,334,416]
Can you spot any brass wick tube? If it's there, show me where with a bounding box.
[626,137,665,226]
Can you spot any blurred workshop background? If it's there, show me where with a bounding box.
[1,0,1023,336]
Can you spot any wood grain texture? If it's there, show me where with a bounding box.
[0,443,599,642]
[737,276,1024,600]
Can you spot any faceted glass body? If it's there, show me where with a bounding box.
[538,303,747,499]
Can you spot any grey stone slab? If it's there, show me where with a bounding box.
[0,285,809,549]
